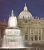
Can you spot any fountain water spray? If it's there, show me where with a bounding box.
[1,10,25,48]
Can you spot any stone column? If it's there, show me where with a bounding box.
[33,29,35,40]
[30,29,31,40]
[38,28,39,40]
[28,26,29,41]
[41,29,42,40]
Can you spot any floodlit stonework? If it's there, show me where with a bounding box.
[17,3,44,50]
[18,3,44,41]
[0,3,44,50]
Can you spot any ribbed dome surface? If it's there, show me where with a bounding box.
[18,3,32,20]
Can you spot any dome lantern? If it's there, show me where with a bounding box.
[24,3,28,11]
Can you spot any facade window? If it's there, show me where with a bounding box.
[31,33,33,40]
[30,33,41,41]
[31,36,33,40]
[39,33,41,40]
[30,29,42,41]
[25,35,28,40]
[35,35,38,40]
[39,36,41,40]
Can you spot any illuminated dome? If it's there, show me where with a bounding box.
[18,3,32,20]
[8,10,17,28]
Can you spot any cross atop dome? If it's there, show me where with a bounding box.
[25,3,26,7]
[24,3,28,11]
[11,10,14,16]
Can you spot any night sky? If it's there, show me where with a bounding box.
[0,0,44,21]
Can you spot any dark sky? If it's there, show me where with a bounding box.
[0,0,44,21]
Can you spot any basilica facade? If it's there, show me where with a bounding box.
[0,3,44,50]
[17,3,44,41]
[17,3,44,50]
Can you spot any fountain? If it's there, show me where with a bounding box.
[1,10,27,49]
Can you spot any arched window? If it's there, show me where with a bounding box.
[31,33,33,40]
[39,36,41,40]
[25,35,28,40]
[35,35,38,40]
[31,36,33,40]
[39,33,41,40]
